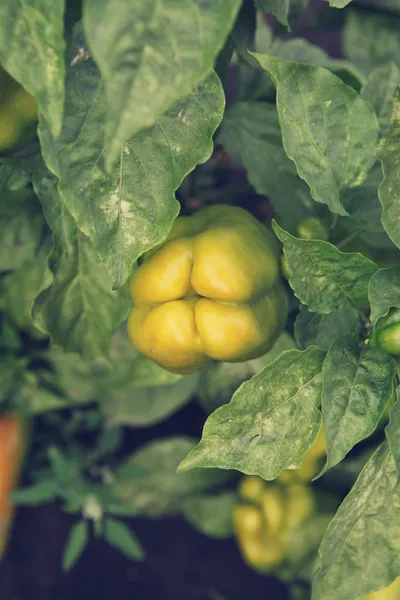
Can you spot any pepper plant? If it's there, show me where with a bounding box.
[2,1,400,599]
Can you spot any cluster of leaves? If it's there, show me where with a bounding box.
[3,0,400,598]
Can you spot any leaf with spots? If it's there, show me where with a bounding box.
[83,0,240,170]
[252,54,379,216]
[319,337,396,476]
[39,24,225,288]
[31,165,130,360]
[178,346,325,480]
[312,442,400,600]
[273,221,378,313]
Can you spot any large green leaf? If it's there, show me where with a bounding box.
[361,63,400,135]
[344,9,400,76]
[377,87,400,252]
[223,101,316,233]
[254,0,309,28]
[113,437,233,517]
[32,168,130,360]
[253,54,379,216]
[83,0,240,170]
[294,305,361,351]
[369,265,400,326]
[273,222,378,313]
[0,0,65,137]
[312,442,400,600]
[39,25,225,288]
[320,337,396,476]
[178,346,325,480]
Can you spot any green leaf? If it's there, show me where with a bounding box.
[385,390,400,479]
[273,222,378,313]
[198,332,297,414]
[343,9,400,76]
[340,162,384,233]
[0,180,46,271]
[369,265,400,326]
[62,520,89,572]
[377,87,400,252]
[178,346,325,480]
[223,101,316,233]
[254,0,309,29]
[103,518,144,560]
[39,25,226,288]
[113,437,233,517]
[31,170,130,360]
[252,54,379,216]
[100,373,198,428]
[312,442,400,600]
[320,337,396,476]
[183,491,237,539]
[0,1,65,137]
[361,63,400,134]
[294,305,361,351]
[83,0,240,170]
[12,480,56,505]
[0,239,50,336]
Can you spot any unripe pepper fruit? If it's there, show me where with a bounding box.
[128,205,288,374]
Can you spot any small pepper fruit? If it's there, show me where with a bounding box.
[369,307,400,359]
[0,67,38,154]
[128,205,288,374]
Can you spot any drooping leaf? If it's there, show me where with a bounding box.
[343,9,400,76]
[32,168,130,360]
[312,442,400,600]
[83,0,240,170]
[178,347,325,480]
[39,25,225,288]
[377,87,400,252]
[252,54,379,216]
[0,0,65,137]
[183,492,237,539]
[273,222,378,313]
[320,337,396,476]
[361,63,400,134]
[294,305,361,351]
[254,0,309,29]
[103,518,144,560]
[369,265,400,326]
[113,437,233,518]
